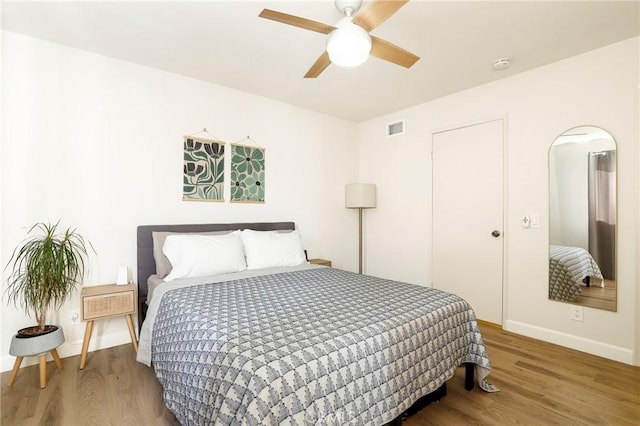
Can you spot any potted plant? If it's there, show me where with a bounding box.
[5,221,92,337]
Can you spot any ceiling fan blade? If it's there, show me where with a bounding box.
[259,9,335,35]
[352,0,409,32]
[370,36,420,68]
[304,52,332,78]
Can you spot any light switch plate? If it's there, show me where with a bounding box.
[531,214,540,228]
[521,215,530,228]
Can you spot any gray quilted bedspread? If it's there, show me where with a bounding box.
[152,267,492,425]
[549,245,603,302]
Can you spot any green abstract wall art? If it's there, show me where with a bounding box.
[230,143,265,203]
[183,136,225,201]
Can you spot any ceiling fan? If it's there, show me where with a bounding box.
[258,0,420,78]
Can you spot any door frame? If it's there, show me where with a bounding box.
[428,115,509,326]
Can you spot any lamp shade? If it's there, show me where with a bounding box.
[345,183,376,208]
[327,17,371,68]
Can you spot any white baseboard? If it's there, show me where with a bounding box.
[504,320,635,365]
[1,330,133,373]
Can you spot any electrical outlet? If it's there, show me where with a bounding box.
[570,305,584,322]
[70,311,79,323]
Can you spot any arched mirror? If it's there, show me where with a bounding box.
[549,126,616,312]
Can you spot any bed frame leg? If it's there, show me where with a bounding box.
[465,363,474,391]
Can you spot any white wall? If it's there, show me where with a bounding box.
[0,25,4,378]
[549,143,590,248]
[549,139,615,249]
[0,31,360,371]
[636,81,640,366]
[358,37,639,364]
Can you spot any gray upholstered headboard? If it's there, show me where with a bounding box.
[136,221,295,327]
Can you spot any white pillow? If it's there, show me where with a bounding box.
[163,231,246,281]
[152,230,232,278]
[241,229,306,270]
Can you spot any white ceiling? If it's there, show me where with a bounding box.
[2,1,639,122]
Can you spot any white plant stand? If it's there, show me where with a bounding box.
[7,326,64,389]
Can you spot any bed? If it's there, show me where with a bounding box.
[549,245,604,303]
[136,222,496,425]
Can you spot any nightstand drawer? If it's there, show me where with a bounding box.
[82,290,135,320]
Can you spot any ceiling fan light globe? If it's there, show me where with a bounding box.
[327,19,371,68]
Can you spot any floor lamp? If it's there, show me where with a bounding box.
[345,183,376,274]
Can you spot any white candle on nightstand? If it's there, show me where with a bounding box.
[116,266,128,285]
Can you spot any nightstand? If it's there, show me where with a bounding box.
[309,258,332,267]
[79,283,138,369]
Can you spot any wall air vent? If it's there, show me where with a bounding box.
[387,120,405,137]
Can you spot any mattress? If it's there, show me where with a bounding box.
[137,265,494,425]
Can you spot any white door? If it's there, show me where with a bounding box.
[432,119,504,324]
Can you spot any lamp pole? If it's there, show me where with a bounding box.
[345,182,376,275]
[358,207,363,274]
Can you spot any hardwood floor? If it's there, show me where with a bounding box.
[2,325,638,425]
[1,343,178,426]
[405,325,639,425]
[574,279,617,311]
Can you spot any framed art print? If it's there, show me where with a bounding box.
[183,136,225,201]
[230,143,265,203]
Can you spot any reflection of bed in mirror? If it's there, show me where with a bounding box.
[549,245,603,303]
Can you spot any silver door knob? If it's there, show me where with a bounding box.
[491,230,501,237]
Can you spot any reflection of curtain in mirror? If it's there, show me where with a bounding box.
[588,150,615,280]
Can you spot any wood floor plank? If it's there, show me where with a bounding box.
[2,325,638,425]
